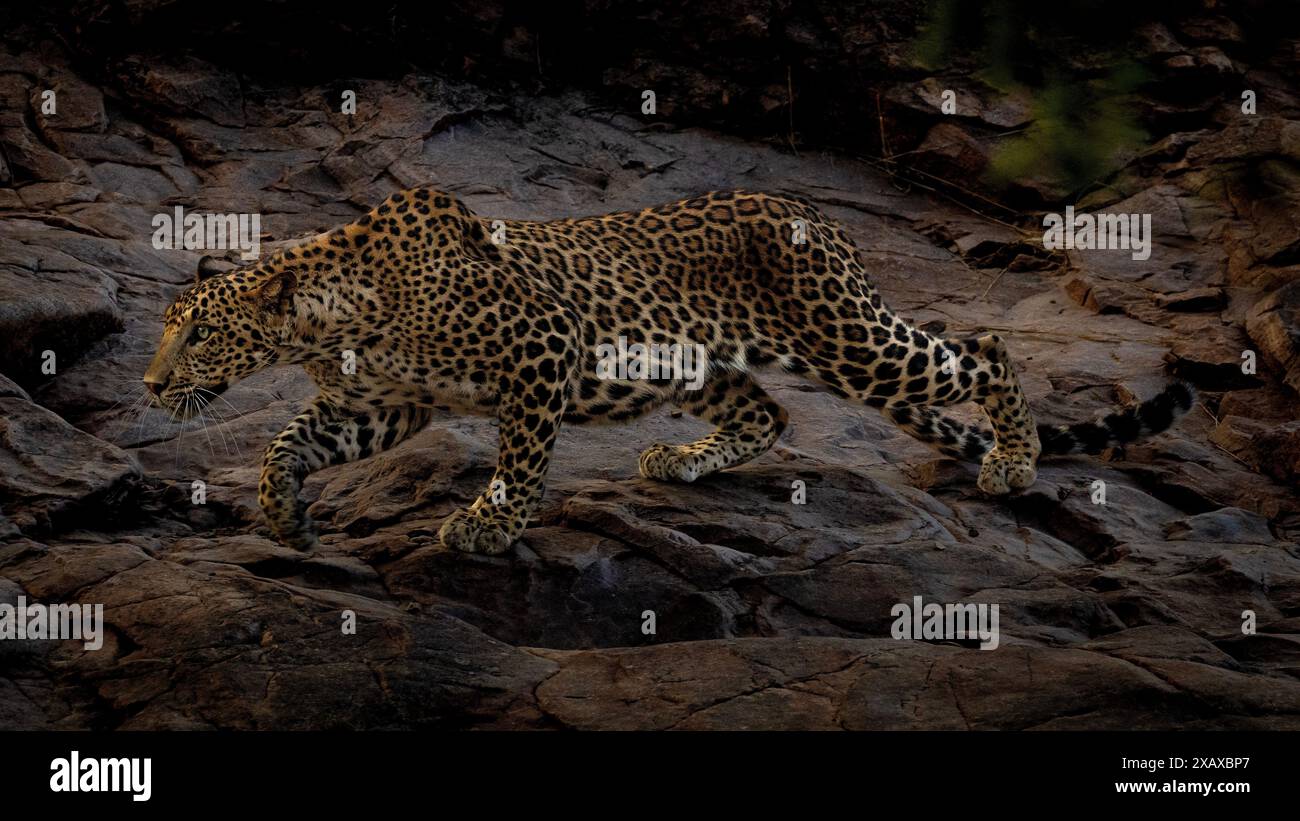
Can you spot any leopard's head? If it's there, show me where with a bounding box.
[144,255,296,419]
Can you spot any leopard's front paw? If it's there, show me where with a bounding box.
[638,443,701,483]
[977,448,1038,495]
[438,508,516,555]
[271,515,320,551]
[263,498,320,550]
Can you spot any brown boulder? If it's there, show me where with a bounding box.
[1246,281,1300,394]
[0,395,140,535]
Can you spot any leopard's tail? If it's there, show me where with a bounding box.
[1035,382,1196,456]
[886,382,1196,462]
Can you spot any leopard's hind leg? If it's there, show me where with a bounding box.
[639,372,788,483]
[885,405,993,463]
[808,315,1041,494]
[952,333,1041,493]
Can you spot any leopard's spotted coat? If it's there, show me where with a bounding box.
[145,188,1193,553]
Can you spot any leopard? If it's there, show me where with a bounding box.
[144,187,1195,554]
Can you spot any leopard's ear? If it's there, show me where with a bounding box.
[453,201,502,263]
[256,271,298,316]
[196,255,229,285]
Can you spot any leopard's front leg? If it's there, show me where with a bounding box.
[260,398,432,549]
[439,379,569,556]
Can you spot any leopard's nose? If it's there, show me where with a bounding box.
[144,375,169,397]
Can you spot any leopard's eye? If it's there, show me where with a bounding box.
[193,325,213,342]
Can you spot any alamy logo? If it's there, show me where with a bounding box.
[50,751,151,802]
[0,596,103,650]
[595,335,707,390]
[152,205,261,260]
[1042,205,1152,261]
[891,595,1000,650]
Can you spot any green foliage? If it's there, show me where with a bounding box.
[988,67,1148,191]
[913,0,1151,193]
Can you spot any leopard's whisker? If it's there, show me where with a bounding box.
[172,393,191,474]
[108,390,147,444]
[192,393,218,459]
[195,388,243,459]
[98,384,149,427]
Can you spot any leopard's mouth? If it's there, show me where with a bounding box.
[156,381,229,420]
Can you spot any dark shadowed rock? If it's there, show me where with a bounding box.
[0,396,141,535]
[0,220,124,388]
[1210,416,1300,484]
[1246,280,1300,394]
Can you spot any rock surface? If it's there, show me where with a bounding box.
[1,5,1298,730]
